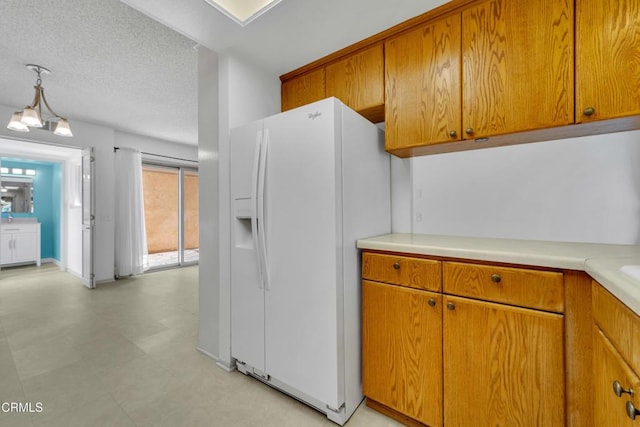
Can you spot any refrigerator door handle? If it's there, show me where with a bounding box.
[251,130,264,289]
[258,129,270,291]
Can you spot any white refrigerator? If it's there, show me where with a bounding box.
[230,97,390,425]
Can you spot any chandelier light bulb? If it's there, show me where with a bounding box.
[54,119,73,137]
[6,112,29,132]
[20,107,43,127]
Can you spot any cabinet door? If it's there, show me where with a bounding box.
[363,280,443,426]
[326,44,385,123]
[462,0,574,139]
[385,14,461,151]
[593,326,640,426]
[1,233,12,264]
[12,232,38,263]
[443,296,565,426]
[576,0,640,122]
[281,68,325,111]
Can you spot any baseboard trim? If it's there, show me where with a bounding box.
[366,398,427,427]
[196,347,236,372]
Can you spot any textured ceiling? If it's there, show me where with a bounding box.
[123,0,448,75]
[0,0,198,145]
[0,0,448,148]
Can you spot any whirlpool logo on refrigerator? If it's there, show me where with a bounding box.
[308,112,322,120]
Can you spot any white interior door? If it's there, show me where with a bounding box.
[81,147,95,288]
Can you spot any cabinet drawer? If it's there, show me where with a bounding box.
[362,252,441,292]
[593,281,640,376]
[443,262,564,312]
[1,225,37,233]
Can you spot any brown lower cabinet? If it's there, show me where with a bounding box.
[592,281,640,425]
[443,296,564,426]
[363,280,442,426]
[362,252,573,426]
[593,326,640,426]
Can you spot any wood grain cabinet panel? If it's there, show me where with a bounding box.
[443,295,565,426]
[443,261,564,312]
[362,280,443,427]
[362,252,442,292]
[385,14,462,151]
[576,0,640,122]
[593,326,640,427]
[281,68,325,111]
[325,44,385,123]
[462,0,574,138]
[593,281,640,377]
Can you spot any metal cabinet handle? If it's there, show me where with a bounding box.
[449,130,457,138]
[583,107,595,117]
[627,401,640,420]
[465,127,474,136]
[491,274,501,283]
[428,299,436,307]
[447,302,455,311]
[614,380,634,397]
[393,262,400,270]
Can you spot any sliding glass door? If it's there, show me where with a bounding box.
[142,164,198,269]
[183,169,199,264]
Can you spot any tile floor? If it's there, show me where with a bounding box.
[0,264,399,427]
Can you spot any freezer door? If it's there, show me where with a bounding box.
[230,120,266,372]
[262,99,344,409]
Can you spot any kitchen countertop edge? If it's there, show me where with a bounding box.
[357,233,640,316]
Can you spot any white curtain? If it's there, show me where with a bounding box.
[114,147,148,277]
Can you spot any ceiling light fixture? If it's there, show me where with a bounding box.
[202,0,283,26]
[6,64,73,137]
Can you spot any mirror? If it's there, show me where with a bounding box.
[1,177,34,213]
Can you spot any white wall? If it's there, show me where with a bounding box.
[0,104,198,282]
[115,131,197,163]
[409,130,640,245]
[197,47,220,360]
[197,48,280,366]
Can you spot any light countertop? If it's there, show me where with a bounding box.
[1,218,38,224]
[357,233,640,316]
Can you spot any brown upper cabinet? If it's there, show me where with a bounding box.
[281,68,325,112]
[325,44,385,123]
[576,0,640,122]
[280,0,640,157]
[281,45,385,122]
[461,0,574,139]
[385,14,462,151]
